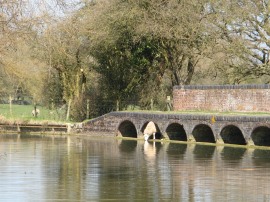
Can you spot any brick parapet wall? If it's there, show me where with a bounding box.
[173,84,270,112]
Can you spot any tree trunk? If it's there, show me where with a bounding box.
[9,95,12,117]
[66,98,72,121]
[184,58,195,85]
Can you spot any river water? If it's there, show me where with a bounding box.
[1,134,270,201]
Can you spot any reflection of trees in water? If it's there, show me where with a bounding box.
[8,136,270,201]
[220,147,246,166]
[193,145,215,160]
[96,141,149,201]
[252,149,270,167]
[39,136,89,201]
[0,134,19,140]
[20,133,43,139]
[118,140,137,153]
[73,138,142,201]
[166,143,187,160]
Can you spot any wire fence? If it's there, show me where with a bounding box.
[81,98,173,121]
[0,95,173,122]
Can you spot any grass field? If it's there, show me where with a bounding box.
[0,104,66,123]
[2,103,270,124]
[124,109,270,116]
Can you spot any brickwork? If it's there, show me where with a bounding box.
[173,85,270,112]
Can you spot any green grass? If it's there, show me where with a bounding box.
[123,109,270,116]
[0,104,66,123]
[2,103,270,124]
[173,110,270,116]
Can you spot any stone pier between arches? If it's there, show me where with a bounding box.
[83,111,270,147]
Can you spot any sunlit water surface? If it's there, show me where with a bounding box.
[1,134,270,201]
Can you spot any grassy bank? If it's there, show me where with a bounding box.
[123,109,270,116]
[0,104,66,123]
[2,103,270,124]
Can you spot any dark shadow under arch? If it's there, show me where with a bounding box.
[166,123,187,141]
[118,120,137,138]
[220,125,246,145]
[251,126,270,146]
[192,124,215,143]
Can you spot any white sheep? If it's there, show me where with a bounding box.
[143,121,157,141]
[32,109,40,117]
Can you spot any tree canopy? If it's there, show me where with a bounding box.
[2,0,270,120]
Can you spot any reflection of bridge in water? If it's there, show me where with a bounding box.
[83,111,270,147]
[117,139,270,176]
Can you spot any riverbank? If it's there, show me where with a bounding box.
[0,122,70,134]
[2,109,270,148]
[2,128,270,151]
[0,105,73,134]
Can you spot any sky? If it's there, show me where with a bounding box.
[28,0,82,18]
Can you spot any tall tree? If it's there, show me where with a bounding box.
[208,0,270,84]
[0,0,75,99]
[80,0,221,108]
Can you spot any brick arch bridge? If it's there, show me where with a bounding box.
[83,111,270,147]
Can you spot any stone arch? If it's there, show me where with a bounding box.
[165,123,187,141]
[251,126,270,146]
[220,125,246,145]
[118,120,137,138]
[141,121,162,139]
[192,124,215,143]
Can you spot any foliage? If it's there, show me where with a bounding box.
[205,0,270,84]
[80,0,222,111]
[3,0,270,121]
[0,0,77,104]
[42,71,64,108]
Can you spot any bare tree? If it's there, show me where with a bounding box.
[208,0,270,84]
[0,0,76,98]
